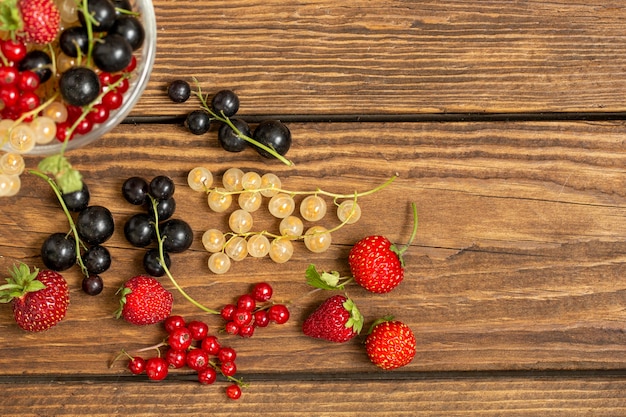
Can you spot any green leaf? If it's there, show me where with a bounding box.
[305,264,351,290]
[37,154,83,194]
[0,0,21,33]
[56,167,83,194]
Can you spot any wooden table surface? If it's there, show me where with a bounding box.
[2,0,626,415]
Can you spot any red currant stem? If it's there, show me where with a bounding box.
[208,361,249,387]
[149,197,220,315]
[394,202,419,258]
[28,169,90,277]
[192,80,294,166]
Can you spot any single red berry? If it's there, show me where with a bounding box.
[115,275,173,326]
[124,55,137,73]
[168,327,192,351]
[238,324,255,338]
[302,295,363,343]
[164,315,186,334]
[145,357,168,381]
[186,349,209,371]
[0,66,19,86]
[268,304,290,324]
[253,310,269,328]
[1,40,27,63]
[220,304,236,321]
[127,356,145,375]
[365,319,417,370]
[200,335,221,355]
[87,104,110,124]
[237,294,256,312]
[164,348,187,369]
[232,309,252,327]
[73,117,93,135]
[117,78,130,94]
[17,70,40,91]
[251,282,273,302]
[102,90,123,110]
[198,367,217,385]
[224,321,239,335]
[55,122,74,142]
[225,384,242,400]
[217,346,237,363]
[220,361,237,377]
[0,85,20,107]
[187,320,209,340]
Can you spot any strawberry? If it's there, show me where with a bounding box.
[0,0,61,45]
[348,202,418,293]
[365,318,416,370]
[0,264,69,332]
[115,275,173,325]
[302,294,363,343]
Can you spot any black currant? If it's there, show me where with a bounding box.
[109,16,145,50]
[211,90,239,117]
[252,120,292,158]
[122,176,149,205]
[149,175,175,201]
[146,196,176,221]
[124,213,155,247]
[160,219,193,253]
[78,0,117,32]
[82,274,104,296]
[143,248,171,277]
[218,118,250,152]
[17,50,52,82]
[93,33,133,73]
[76,205,115,245]
[82,244,112,275]
[167,80,191,103]
[61,183,90,212]
[59,26,89,58]
[185,110,211,135]
[112,0,132,15]
[59,67,101,107]
[41,233,76,271]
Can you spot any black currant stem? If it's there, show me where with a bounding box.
[149,197,220,315]
[80,0,96,66]
[192,80,294,166]
[29,169,90,277]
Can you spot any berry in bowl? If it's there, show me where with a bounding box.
[0,0,156,157]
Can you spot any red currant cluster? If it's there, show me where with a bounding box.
[220,282,290,337]
[114,314,245,400]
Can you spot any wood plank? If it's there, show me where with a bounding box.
[1,121,626,377]
[1,375,626,416]
[132,0,626,116]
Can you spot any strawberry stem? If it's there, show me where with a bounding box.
[392,202,418,265]
[149,196,220,315]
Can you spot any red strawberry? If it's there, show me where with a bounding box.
[0,264,69,332]
[302,294,363,343]
[365,318,416,370]
[115,275,173,325]
[348,203,418,293]
[15,0,61,44]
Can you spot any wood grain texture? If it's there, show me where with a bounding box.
[132,0,626,116]
[1,121,625,379]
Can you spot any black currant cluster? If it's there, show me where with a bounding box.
[166,79,293,165]
[41,182,115,295]
[122,175,193,276]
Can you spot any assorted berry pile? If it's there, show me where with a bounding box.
[0,0,146,196]
[121,175,194,277]
[186,166,396,274]
[111,314,247,400]
[167,79,294,166]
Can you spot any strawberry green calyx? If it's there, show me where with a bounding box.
[0,264,46,303]
[113,287,132,319]
[305,264,353,290]
[366,315,394,335]
[389,202,418,268]
[343,297,364,334]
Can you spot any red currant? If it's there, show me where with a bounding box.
[124,55,137,73]
[268,304,290,324]
[200,335,221,355]
[168,327,192,351]
[238,324,255,338]
[232,309,252,327]
[17,71,40,91]
[217,346,237,363]
[237,294,256,311]
[87,104,110,124]
[164,315,186,333]
[102,90,123,110]
[0,40,27,62]
[225,384,242,400]
[17,91,40,113]
[221,304,236,321]
[253,310,270,328]
[187,320,209,340]
[198,367,217,385]
[0,66,18,86]
[55,122,74,142]
[224,321,239,335]
[164,348,187,369]
[73,117,93,135]
[251,282,273,302]
[117,78,130,94]
[220,361,237,377]
[145,357,169,381]
[127,356,146,375]
[186,348,209,371]
[0,85,19,107]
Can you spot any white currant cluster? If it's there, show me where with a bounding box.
[0,151,25,197]
[187,167,395,274]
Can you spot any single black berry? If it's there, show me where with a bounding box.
[143,248,171,277]
[18,50,53,82]
[41,233,76,271]
[211,90,239,117]
[76,205,115,245]
[218,118,250,152]
[93,33,133,73]
[59,67,101,107]
[59,26,90,58]
[82,244,112,275]
[167,80,191,103]
[78,0,117,32]
[124,213,155,247]
[146,196,176,221]
[122,176,149,205]
[62,183,90,212]
[82,274,104,296]
[185,110,211,135]
[160,219,193,253]
[149,175,175,200]
[109,15,145,50]
[252,119,292,158]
